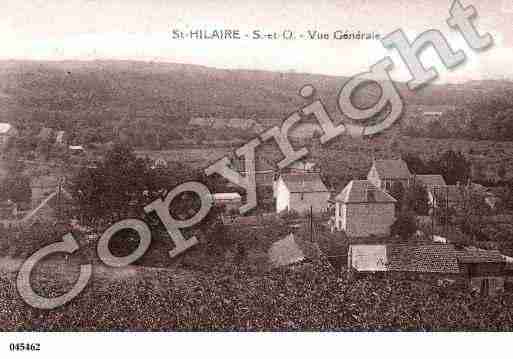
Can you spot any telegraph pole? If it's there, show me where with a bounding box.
[310,206,313,242]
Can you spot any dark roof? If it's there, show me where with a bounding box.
[457,248,505,263]
[386,244,460,274]
[335,180,396,203]
[281,173,329,193]
[415,174,446,188]
[372,159,411,179]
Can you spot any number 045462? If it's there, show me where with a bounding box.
[9,343,40,351]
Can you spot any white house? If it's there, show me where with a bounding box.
[0,123,16,149]
[274,173,330,214]
[333,180,396,237]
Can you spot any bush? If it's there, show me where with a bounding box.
[391,211,418,241]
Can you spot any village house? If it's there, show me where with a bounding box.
[347,243,510,294]
[284,159,319,174]
[367,159,412,193]
[210,192,242,212]
[55,130,66,145]
[229,155,276,188]
[332,180,396,237]
[348,244,463,284]
[274,173,330,214]
[0,123,17,150]
[457,248,507,296]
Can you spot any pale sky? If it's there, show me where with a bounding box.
[1,0,512,83]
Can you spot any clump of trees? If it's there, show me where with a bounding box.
[0,162,31,206]
[402,150,471,185]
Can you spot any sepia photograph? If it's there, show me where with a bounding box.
[1,0,513,356]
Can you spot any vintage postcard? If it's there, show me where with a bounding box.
[0,0,513,356]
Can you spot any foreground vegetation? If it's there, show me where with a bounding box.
[1,257,513,331]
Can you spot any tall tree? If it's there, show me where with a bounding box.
[436,150,471,185]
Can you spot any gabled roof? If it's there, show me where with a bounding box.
[415,174,446,188]
[335,180,396,203]
[372,159,411,179]
[387,244,460,274]
[0,123,13,134]
[268,233,320,267]
[280,173,329,193]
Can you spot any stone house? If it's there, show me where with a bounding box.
[367,159,412,193]
[332,180,396,237]
[274,173,330,214]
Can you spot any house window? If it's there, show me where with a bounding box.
[367,189,376,202]
[300,192,304,200]
[385,181,391,191]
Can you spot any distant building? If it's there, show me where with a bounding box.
[367,159,411,193]
[348,243,510,294]
[0,123,17,149]
[274,173,330,214]
[229,155,276,188]
[55,130,66,145]
[285,159,318,174]
[333,180,396,237]
[151,157,168,169]
[423,111,443,121]
[348,244,462,286]
[457,248,507,296]
[211,192,242,212]
[69,145,85,155]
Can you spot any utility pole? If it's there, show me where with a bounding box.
[445,186,449,237]
[57,176,64,222]
[310,205,314,242]
[431,188,435,241]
